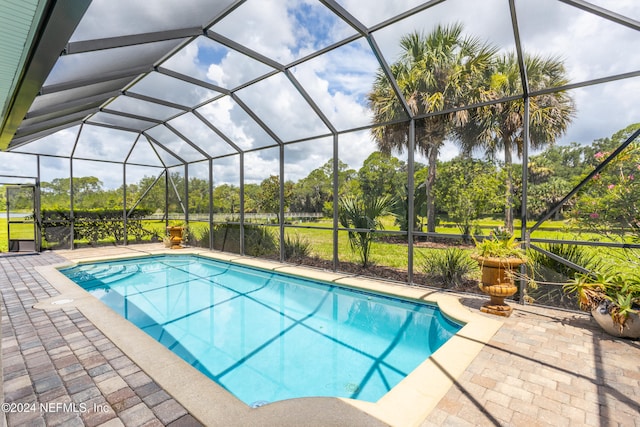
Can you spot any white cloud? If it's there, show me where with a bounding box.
[213,156,240,187]
[284,137,333,178]
[74,125,137,162]
[559,77,640,146]
[206,64,225,87]
[211,0,298,65]
[0,152,38,180]
[73,159,123,190]
[290,39,377,131]
[338,130,378,172]
[197,96,275,151]
[516,0,640,84]
[235,72,330,142]
[12,126,79,157]
[368,0,516,63]
[245,150,281,184]
[168,113,237,158]
[338,0,428,29]
[126,165,164,186]
[161,39,208,82]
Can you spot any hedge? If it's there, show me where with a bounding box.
[42,208,154,247]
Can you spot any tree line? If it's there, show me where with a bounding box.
[7,121,635,238]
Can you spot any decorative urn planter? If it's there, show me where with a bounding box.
[167,226,184,249]
[591,302,640,339]
[472,255,525,317]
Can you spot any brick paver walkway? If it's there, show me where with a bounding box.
[1,249,639,426]
[422,297,640,427]
[1,252,202,427]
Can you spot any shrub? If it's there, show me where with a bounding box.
[41,208,153,248]
[529,243,602,279]
[192,227,210,249]
[283,233,311,261]
[244,225,278,257]
[338,195,394,267]
[527,243,603,308]
[212,224,241,253]
[420,248,479,288]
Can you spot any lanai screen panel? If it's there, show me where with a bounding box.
[196,96,278,151]
[105,97,184,123]
[212,155,240,219]
[0,152,37,180]
[73,126,137,163]
[235,72,331,143]
[28,77,132,118]
[209,0,357,65]
[161,36,276,91]
[69,0,236,42]
[516,0,640,87]
[86,113,158,133]
[289,38,381,132]
[44,41,186,88]
[145,125,208,164]
[12,126,79,157]
[166,113,238,158]
[127,72,221,109]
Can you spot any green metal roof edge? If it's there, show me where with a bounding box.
[0,0,92,151]
[0,0,48,150]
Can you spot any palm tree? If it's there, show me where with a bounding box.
[368,23,497,232]
[338,195,394,267]
[459,52,575,231]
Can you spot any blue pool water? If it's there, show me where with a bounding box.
[60,255,462,405]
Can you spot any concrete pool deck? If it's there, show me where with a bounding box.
[1,244,639,426]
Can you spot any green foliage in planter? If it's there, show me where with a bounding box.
[563,270,640,331]
[472,227,526,260]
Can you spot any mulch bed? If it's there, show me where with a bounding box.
[285,255,483,296]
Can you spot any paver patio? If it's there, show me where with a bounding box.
[1,246,638,426]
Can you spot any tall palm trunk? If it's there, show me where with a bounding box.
[504,140,514,232]
[426,146,438,233]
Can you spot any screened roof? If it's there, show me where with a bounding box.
[1,0,640,169]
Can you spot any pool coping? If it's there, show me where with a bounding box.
[33,247,502,427]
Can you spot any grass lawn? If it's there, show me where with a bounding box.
[283,216,580,270]
[1,216,635,277]
[0,219,35,252]
[283,216,638,274]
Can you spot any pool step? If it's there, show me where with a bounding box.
[65,264,140,286]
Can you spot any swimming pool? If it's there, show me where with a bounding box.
[60,254,462,406]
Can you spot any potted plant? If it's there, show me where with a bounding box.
[166,225,185,249]
[471,227,528,317]
[563,271,640,339]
